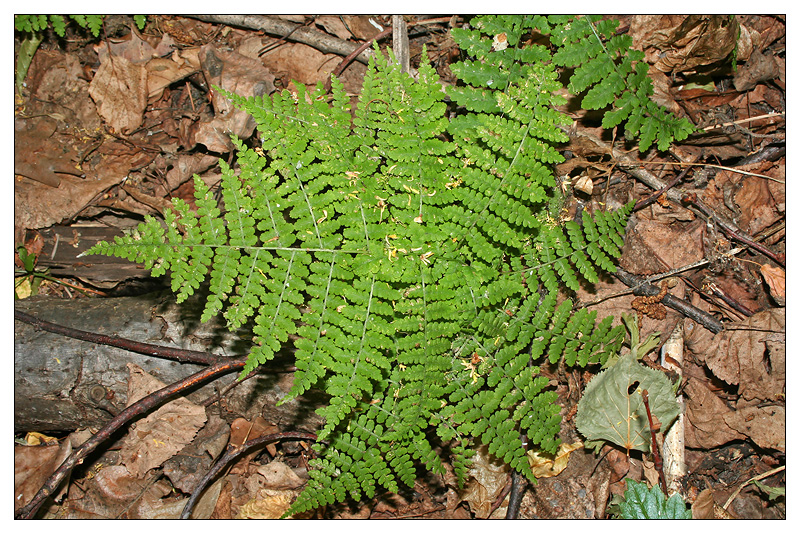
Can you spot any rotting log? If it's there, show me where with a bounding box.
[14,292,321,433]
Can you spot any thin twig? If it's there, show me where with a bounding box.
[15,357,247,519]
[15,309,224,366]
[641,390,667,495]
[633,167,691,211]
[686,197,785,267]
[723,465,785,511]
[324,27,392,93]
[578,247,746,309]
[186,15,374,65]
[701,112,784,131]
[614,269,724,334]
[180,431,318,519]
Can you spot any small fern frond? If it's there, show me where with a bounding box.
[549,15,695,151]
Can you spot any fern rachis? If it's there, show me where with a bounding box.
[81,15,692,516]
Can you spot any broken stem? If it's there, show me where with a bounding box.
[641,389,667,495]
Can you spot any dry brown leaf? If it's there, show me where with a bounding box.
[14,440,72,512]
[684,378,746,449]
[694,309,785,402]
[692,488,736,519]
[188,44,275,152]
[734,175,782,236]
[460,444,510,518]
[633,15,740,73]
[256,460,307,490]
[229,416,280,474]
[619,217,705,275]
[89,49,148,135]
[760,264,785,301]
[260,42,339,87]
[163,414,230,493]
[316,15,353,40]
[342,15,385,41]
[237,488,296,519]
[733,49,781,92]
[723,405,785,452]
[146,48,201,100]
[527,441,583,478]
[118,363,207,478]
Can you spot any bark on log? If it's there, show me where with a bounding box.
[14,293,320,433]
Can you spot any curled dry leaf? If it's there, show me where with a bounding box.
[527,441,583,479]
[189,44,275,153]
[633,15,740,74]
[760,264,785,302]
[256,460,307,490]
[229,416,280,474]
[684,378,746,449]
[460,444,509,519]
[723,405,785,452]
[237,488,297,519]
[693,308,785,402]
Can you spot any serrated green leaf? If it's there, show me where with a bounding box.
[575,351,679,453]
[618,479,692,519]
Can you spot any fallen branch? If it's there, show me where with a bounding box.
[186,15,375,65]
[15,309,222,366]
[614,269,724,334]
[15,356,247,519]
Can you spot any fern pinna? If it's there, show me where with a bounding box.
[87,16,649,516]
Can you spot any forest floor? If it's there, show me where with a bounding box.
[14,15,785,519]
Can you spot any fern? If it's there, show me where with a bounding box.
[548,15,695,151]
[82,15,681,517]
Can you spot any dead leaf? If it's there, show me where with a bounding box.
[692,488,736,519]
[229,417,280,474]
[735,175,782,236]
[694,309,785,402]
[723,405,785,452]
[260,42,340,87]
[634,15,740,74]
[760,264,785,302]
[189,44,275,152]
[341,15,384,41]
[684,378,746,449]
[97,30,158,64]
[734,49,781,92]
[316,16,354,40]
[642,458,660,488]
[118,363,207,478]
[460,444,510,518]
[526,441,583,478]
[163,414,230,493]
[89,47,148,134]
[146,48,201,100]
[237,488,296,519]
[14,440,72,512]
[619,216,705,275]
[256,460,307,490]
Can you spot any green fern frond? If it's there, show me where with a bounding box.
[549,15,695,151]
[85,17,643,517]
